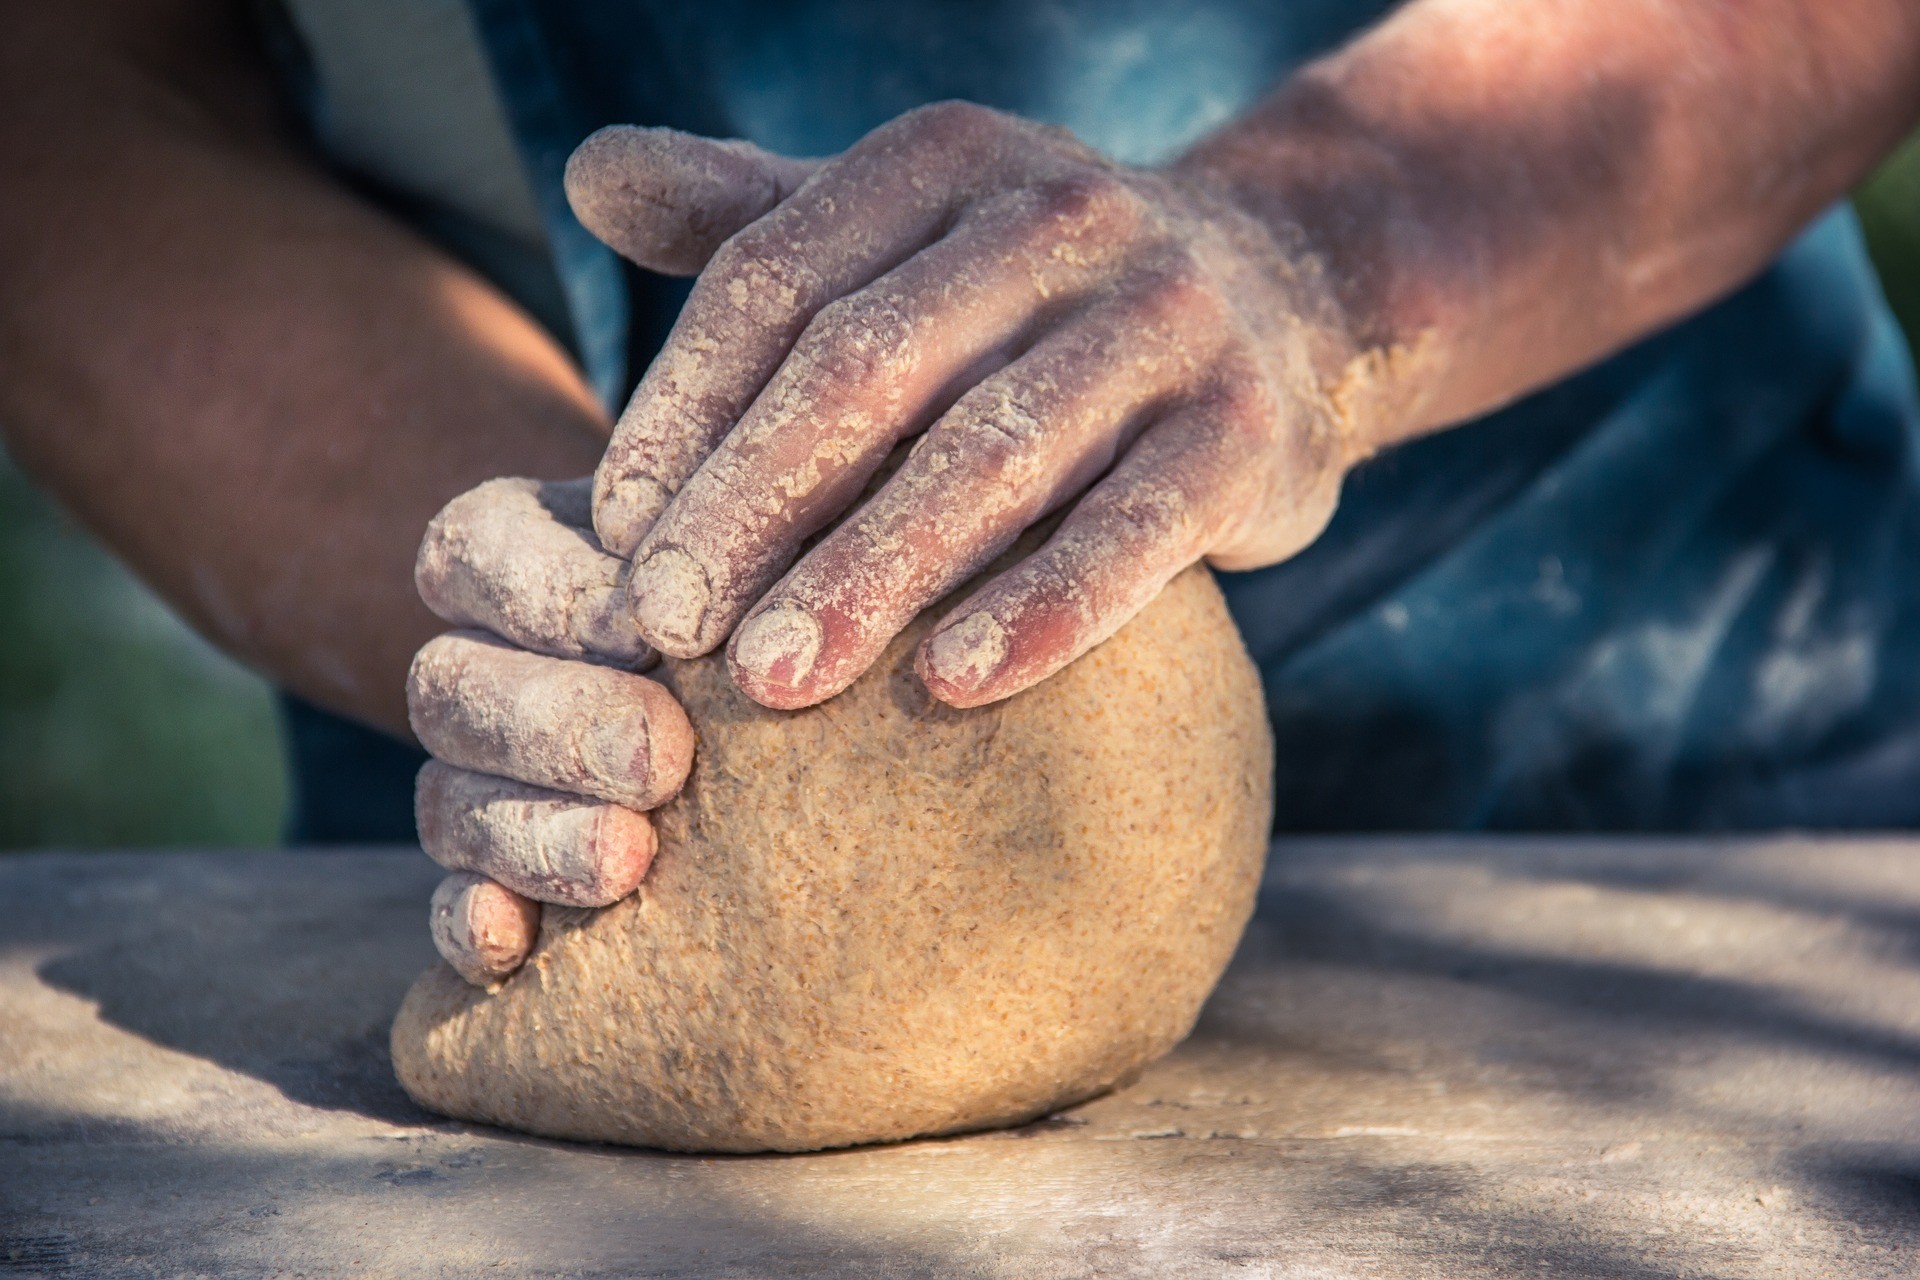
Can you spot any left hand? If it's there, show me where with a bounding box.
[406,477,695,985]
[569,103,1360,711]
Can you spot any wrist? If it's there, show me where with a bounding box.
[1167,73,1462,460]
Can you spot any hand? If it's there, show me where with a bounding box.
[567,103,1359,712]
[406,477,694,985]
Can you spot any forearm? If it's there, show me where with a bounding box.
[0,1,607,737]
[1177,0,1920,453]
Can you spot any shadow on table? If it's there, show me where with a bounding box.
[24,841,1920,1276]
[2,1099,992,1279]
[1218,837,1920,1262]
[1247,884,1920,1085]
[34,851,443,1126]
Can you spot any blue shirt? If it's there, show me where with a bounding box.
[278,0,1920,832]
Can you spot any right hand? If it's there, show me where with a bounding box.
[567,113,1353,714]
[406,476,695,986]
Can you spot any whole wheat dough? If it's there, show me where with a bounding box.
[391,563,1272,1152]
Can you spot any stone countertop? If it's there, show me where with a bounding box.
[3,837,1918,1278]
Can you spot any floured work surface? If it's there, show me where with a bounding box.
[3,839,1918,1278]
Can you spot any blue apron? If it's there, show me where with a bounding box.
[278,0,1920,836]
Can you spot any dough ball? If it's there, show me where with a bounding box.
[391,564,1272,1152]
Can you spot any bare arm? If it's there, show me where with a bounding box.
[1178,0,1920,449]
[413,0,1920,987]
[562,0,1920,716]
[0,0,609,737]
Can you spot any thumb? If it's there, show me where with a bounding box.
[564,125,820,276]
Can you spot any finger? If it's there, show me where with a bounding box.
[416,760,654,907]
[592,101,1010,558]
[626,180,1143,660]
[430,871,540,986]
[724,280,1218,708]
[416,477,651,666]
[408,631,695,810]
[565,126,819,276]
[915,393,1337,707]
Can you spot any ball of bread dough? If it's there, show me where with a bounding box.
[391,564,1272,1152]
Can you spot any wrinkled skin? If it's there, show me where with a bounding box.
[578,108,1356,711]
[406,0,1920,981]
[3,3,1913,980]
[409,109,1360,980]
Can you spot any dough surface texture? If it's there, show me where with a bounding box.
[391,565,1272,1152]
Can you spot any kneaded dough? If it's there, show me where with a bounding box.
[391,564,1272,1152]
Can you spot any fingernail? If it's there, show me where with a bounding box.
[578,706,653,807]
[522,805,649,906]
[626,548,711,655]
[569,584,652,666]
[732,602,824,688]
[597,475,674,556]
[923,611,1009,693]
[430,872,536,985]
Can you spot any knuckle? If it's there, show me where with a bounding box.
[407,633,458,692]
[1031,170,1142,234]
[1138,254,1221,323]
[899,99,1003,149]
[413,535,455,607]
[413,761,459,853]
[941,389,1054,496]
[1089,451,1226,561]
[419,478,535,569]
[437,476,517,527]
[698,225,822,327]
[1221,402,1278,463]
[1209,365,1278,428]
[718,206,794,265]
[414,757,459,804]
[698,234,755,288]
[792,292,916,392]
[406,631,488,714]
[1195,379,1286,476]
[1191,376,1336,563]
[415,498,475,589]
[1186,418,1264,490]
[1106,481,1192,548]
